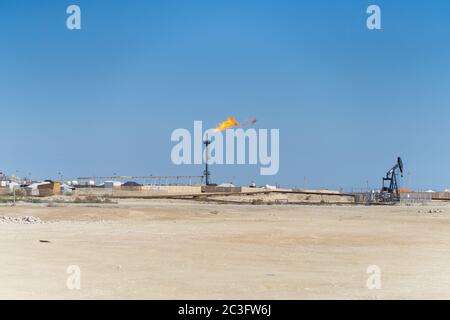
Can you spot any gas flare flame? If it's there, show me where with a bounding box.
[214,117,238,132]
[214,117,257,132]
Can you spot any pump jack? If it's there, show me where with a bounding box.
[380,157,404,202]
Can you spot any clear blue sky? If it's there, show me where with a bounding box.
[1,0,450,190]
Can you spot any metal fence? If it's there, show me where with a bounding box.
[399,192,432,204]
[354,191,432,204]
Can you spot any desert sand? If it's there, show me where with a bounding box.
[1,199,450,299]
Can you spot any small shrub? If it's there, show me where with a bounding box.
[251,199,264,205]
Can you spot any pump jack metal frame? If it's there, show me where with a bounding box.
[380,157,404,202]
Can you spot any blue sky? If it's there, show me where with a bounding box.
[1,0,450,190]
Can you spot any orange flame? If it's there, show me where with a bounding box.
[214,117,238,132]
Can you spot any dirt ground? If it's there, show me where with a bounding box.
[1,199,450,299]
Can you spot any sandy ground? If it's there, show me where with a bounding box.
[1,199,450,299]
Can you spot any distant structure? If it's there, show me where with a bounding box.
[76,175,204,187]
[203,135,211,186]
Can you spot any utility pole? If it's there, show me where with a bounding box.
[13,186,16,206]
[203,135,211,186]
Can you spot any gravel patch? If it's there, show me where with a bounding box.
[0,216,43,225]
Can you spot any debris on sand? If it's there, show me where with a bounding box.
[0,216,43,225]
